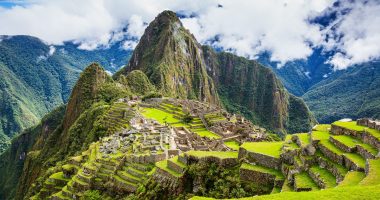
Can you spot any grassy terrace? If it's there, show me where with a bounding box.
[296,133,310,147]
[241,142,283,158]
[155,160,182,177]
[141,107,186,126]
[344,153,366,169]
[360,159,380,186]
[224,140,240,150]
[169,156,186,168]
[141,107,220,139]
[333,121,380,139]
[331,135,361,148]
[313,124,331,132]
[319,140,344,155]
[309,166,337,188]
[294,172,319,190]
[315,151,348,176]
[311,131,330,141]
[338,171,365,187]
[186,151,238,159]
[283,135,299,150]
[240,163,284,180]
[191,128,221,139]
[50,172,70,182]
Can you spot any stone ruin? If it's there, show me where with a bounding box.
[357,118,380,131]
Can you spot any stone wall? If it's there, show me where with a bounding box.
[361,132,380,150]
[153,168,185,195]
[318,143,344,165]
[343,155,365,171]
[167,160,186,174]
[239,148,281,170]
[316,157,345,182]
[125,153,166,164]
[239,167,275,186]
[357,145,376,159]
[308,170,327,189]
[329,137,355,152]
[330,124,361,137]
[186,154,238,168]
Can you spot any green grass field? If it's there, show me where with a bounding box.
[309,166,337,188]
[333,121,380,139]
[191,184,380,200]
[141,107,186,126]
[313,124,331,132]
[338,171,365,187]
[344,153,366,169]
[294,172,319,190]
[331,135,361,148]
[142,107,220,139]
[224,140,240,150]
[360,159,380,186]
[311,131,330,141]
[240,163,284,180]
[191,128,221,139]
[185,151,238,159]
[296,133,310,147]
[155,160,182,177]
[241,142,283,158]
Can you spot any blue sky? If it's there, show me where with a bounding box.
[0,0,26,8]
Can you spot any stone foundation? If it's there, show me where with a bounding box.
[239,148,281,170]
[239,167,275,186]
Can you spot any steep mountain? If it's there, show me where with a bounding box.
[303,61,380,123]
[0,105,66,199]
[117,11,315,134]
[0,35,132,153]
[203,47,315,134]
[116,11,219,105]
[0,63,130,199]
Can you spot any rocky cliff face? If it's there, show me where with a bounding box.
[203,46,315,134]
[117,11,219,104]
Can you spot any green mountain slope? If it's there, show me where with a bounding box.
[0,36,132,153]
[203,47,315,134]
[0,63,129,199]
[303,61,380,123]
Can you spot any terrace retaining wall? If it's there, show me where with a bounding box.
[239,148,281,170]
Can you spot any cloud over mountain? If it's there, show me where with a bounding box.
[0,0,379,69]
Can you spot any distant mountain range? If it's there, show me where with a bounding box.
[259,48,380,123]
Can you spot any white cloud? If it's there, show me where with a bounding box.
[324,1,380,70]
[48,46,55,56]
[122,40,138,50]
[0,0,379,68]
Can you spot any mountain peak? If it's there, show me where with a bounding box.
[63,63,110,129]
[117,10,219,104]
[154,10,180,24]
